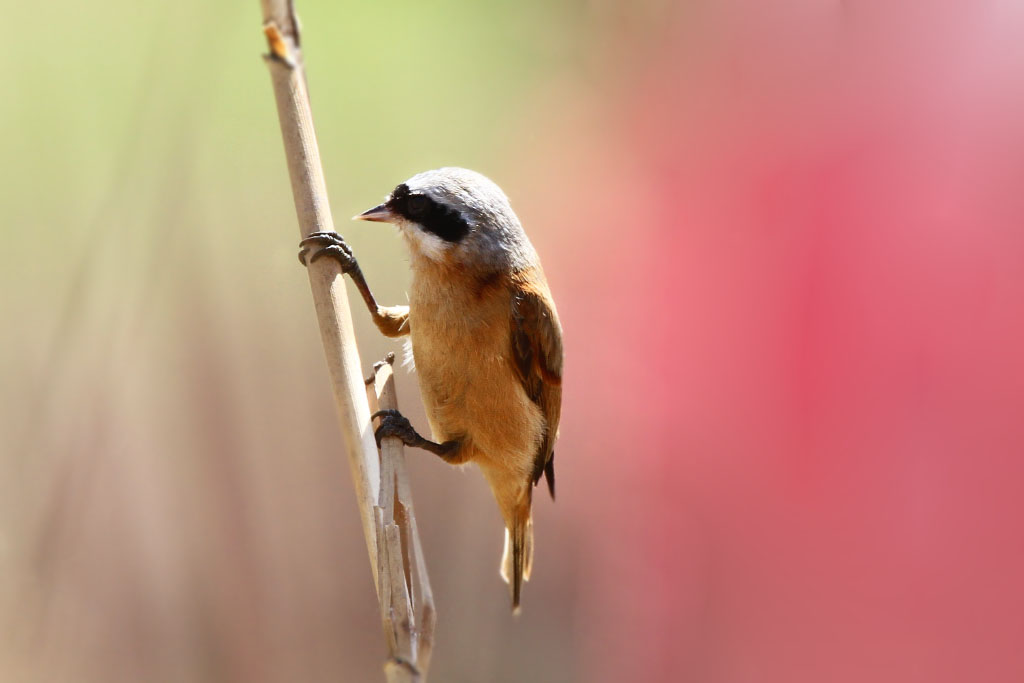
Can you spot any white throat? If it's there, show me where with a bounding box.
[399,222,450,262]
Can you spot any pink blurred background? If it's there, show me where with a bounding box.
[3,1,1024,681]
[539,3,1024,681]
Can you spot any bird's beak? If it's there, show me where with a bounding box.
[354,202,397,223]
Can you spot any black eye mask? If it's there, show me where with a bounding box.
[388,183,471,243]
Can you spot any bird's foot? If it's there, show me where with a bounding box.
[298,232,358,272]
[371,409,421,449]
[371,409,463,462]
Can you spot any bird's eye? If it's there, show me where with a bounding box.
[406,194,430,217]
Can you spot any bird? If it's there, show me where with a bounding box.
[298,167,563,611]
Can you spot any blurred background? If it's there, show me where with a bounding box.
[3,0,1024,681]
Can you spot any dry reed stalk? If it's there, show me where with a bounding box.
[259,3,436,679]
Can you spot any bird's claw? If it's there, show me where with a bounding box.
[372,410,418,449]
[298,232,358,272]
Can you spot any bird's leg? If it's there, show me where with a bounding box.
[371,409,467,464]
[298,232,410,338]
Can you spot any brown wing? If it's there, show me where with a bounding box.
[510,274,563,499]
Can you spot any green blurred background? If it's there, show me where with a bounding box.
[1,1,593,680]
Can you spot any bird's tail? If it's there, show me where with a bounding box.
[500,506,533,613]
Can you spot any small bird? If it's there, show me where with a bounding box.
[298,168,563,611]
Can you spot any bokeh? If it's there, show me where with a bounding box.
[3,1,1024,681]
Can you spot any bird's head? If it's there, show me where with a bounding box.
[355,167,535,271]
